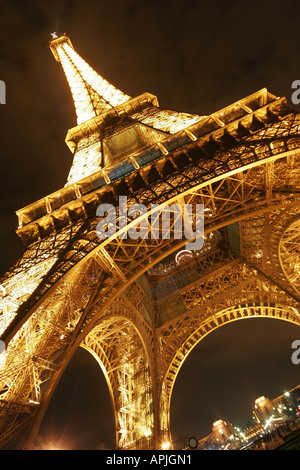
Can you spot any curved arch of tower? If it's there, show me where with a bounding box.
[80,299,156,450]
[0,33,299,449]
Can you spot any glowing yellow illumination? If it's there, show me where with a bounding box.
[49,34,132,186]
[50,35,130,125]
[279,219,300,294]
[0,257,57,336]
[162,441,171,450]
[49,34,204,187]
[0,33,298,452]
[213,419,224,426]
[255,396,266,405]
[131,108,203,134]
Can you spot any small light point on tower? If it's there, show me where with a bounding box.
[49,33,74,62]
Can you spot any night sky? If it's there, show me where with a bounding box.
[1,0,300,450]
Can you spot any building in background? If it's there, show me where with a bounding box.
[196,384,300,450]
[212,419,235,443]
[253,396,274,424]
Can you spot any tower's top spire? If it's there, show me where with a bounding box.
[49,33,131,124]
[49,33,204,186]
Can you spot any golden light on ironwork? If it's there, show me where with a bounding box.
[0,32,299,451]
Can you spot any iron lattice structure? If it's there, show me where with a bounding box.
[0,34,299,449]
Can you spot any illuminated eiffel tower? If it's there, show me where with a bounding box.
[0,32,299,450]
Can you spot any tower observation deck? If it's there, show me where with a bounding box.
[49,33,204,186]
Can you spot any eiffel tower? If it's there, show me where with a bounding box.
[0,32,299,450]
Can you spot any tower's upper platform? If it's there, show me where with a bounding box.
[49,33,204,186]
[14,35,292,248]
